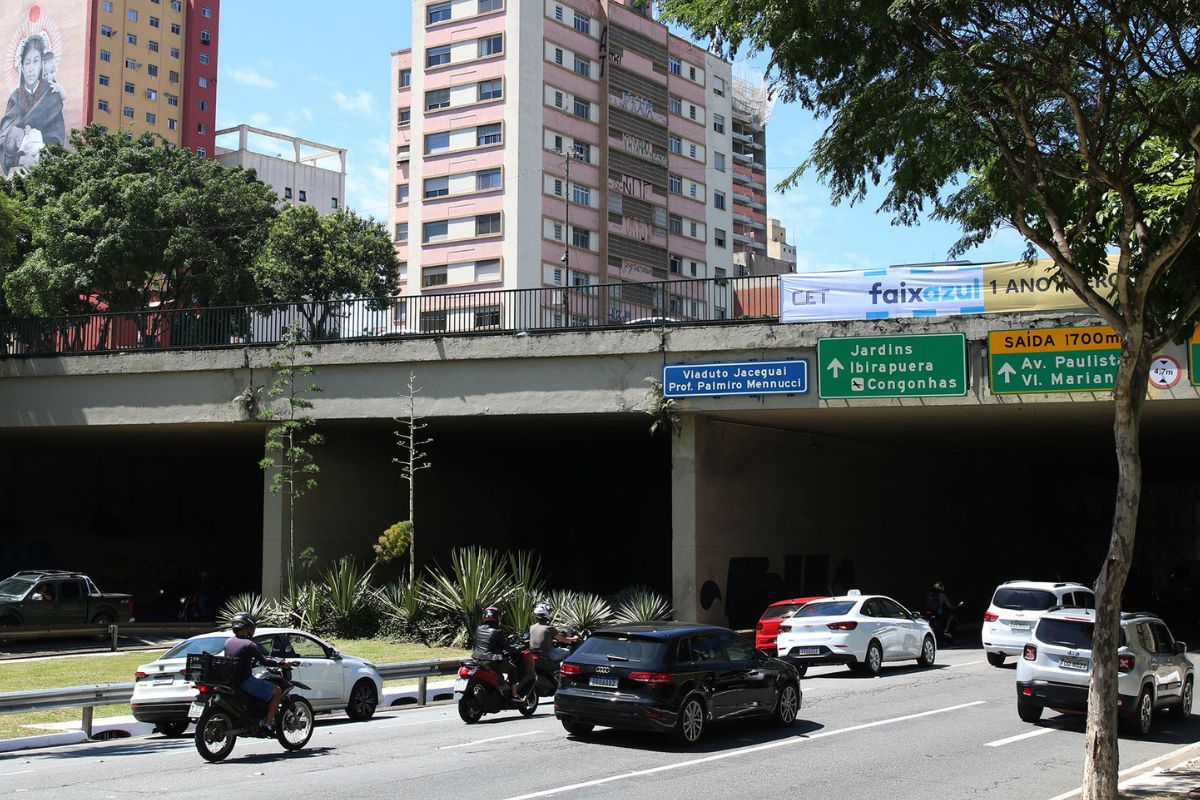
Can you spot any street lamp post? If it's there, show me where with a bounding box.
[557,148,576,327]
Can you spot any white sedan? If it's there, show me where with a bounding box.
[130,628,384,735]
[774,593,936,676]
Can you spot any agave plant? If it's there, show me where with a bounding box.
[286,582,327,631]
[555,590,615,635]
[217,592,272,628]
[323,557,378,637]
[375,576,426,631]
[422,546,516,646]
[612,586,673,625]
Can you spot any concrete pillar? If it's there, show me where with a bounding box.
[672,414,724,624]
[261,431,286,599]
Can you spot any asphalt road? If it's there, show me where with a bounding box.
[2,647,1198,800]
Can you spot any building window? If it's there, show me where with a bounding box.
[572,98,590,119]
[574,11,591,34]
[197,123,206,134]
[574,59,590,78]
[572,141,590,161]
[169,70,179,83]
[123,106,134,119]
[713,76,725,97]
[198,76,208,88]
[298,190,307,202]
[148,89,159,100]
[571,227,591,249]
[552,178,563,196]
[103,0,113,11]
[100,49,111,62]
[427,45,451,67]
[428,2,452,24]
[396,184,410,203]
[197,146,206,157]
[475,305,501,327]
[690,261,699,276]
[170,47,179,59]
[200,30,211,44]
[479,0,503,10]
[97,99,109,112]
[714,151,726,172]
[553,90,564,109]
[689,65,697,80]
[669,56,681,75]
[478,78,502,101]
[713,114,725,134]
[425,132,450,154]
[668,214,682,235]
[477,123,502,146]
[284,187,293,199]
[199,53,209,64]
[689,220,698,237]
[479,35,503,57]
[421,310,448,331]
[689,142,698,158]
[425,88,450,110]
[146,112,156,124]
[669,174,682,194]
[167,94,178,106]
[101,25,114,37]
[669,135,681,154]
[669,95,682,115]
[399,107,410,125]
[714,191,726,210]
[476,168,501,190]
[332,197,339,209]
[202,5,211,17]
[400,69,411,87]
[422,271,448,288]
[128,9,137,21]
[423,221,449,242]
[476,213,501,235]
[688,104,696,120]
[150,15,160,27]
[424,176,449,198]
[714,228,727,247]
[125,58,138,69]
[172,0,181,10]
[170,22,180,34]
[572,185,590,206]
[554,4,564,22]
[148,64,158,76]
[124,81,135,94]
[689,182,698,198]
[552,221,563,241]
[395,222,408,241]
[148,40,159,52]
[554,47,564,66]
[167,118,176,130]
[669,254,682,273]
[98,74,110,86]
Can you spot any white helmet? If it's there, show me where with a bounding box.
[534,602,552,620]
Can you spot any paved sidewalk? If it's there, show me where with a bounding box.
[1120,757,1200,798]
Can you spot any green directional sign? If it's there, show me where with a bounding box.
[988,326,1120,394]
[1191,329,1200,387]
[817,334,968,399]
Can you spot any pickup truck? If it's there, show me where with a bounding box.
[0,570,134,627]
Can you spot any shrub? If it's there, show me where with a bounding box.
[421,546,515,647]
[322,557,379,638]
[375,576,427,639]
[374,520,413,566]
[217,592,287,628]
[612,586,673,624]
[549,589,614,635]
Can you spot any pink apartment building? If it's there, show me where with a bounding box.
[389,0,735,330]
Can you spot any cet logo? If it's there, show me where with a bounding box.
[790,289,829,306]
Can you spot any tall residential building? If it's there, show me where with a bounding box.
[389,0,736,326]
[0,0,219,180]
[215,125,347,215]
[728,75,769,268]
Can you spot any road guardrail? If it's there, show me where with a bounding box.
[0,622,219,651]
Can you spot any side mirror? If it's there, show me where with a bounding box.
[30,593,44,602]
[1174,641,1188,654]
[911,611,923,621]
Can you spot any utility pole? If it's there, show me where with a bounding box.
[557,148,576,327]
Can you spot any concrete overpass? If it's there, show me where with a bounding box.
[3,311,1199,628]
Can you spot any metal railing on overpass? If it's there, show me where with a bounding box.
[0,275,782,358]
[0,657,465,738]
[0,622,228,651]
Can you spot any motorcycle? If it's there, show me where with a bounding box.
[456,645,542,724]
[186,652,315,762]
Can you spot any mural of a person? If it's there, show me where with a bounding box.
[0,32,65,175]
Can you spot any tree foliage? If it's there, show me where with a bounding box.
[659,3,1199,798]
[6,125,278,317]
[0,184,31,316]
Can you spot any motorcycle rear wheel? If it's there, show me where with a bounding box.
[195,708,236,762]
[458,692,484,724]
[518,687,538,717]
[277,696,315,751]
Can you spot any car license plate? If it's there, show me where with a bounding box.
[1008,621,1031,630]
[795,647,821,656]
[453,678,468,693]
[589,676,619,689]
[153,676,174,686]
[187,701,205,719]
[1060,656,1089,671]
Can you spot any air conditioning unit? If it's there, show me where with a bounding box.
[396,152,410,163]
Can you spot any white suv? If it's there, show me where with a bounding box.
[983,581,1094,666]
[1015,608,1193,735]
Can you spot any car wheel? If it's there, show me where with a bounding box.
[794,664,808,678]
[773,683,800,727]
[458,692,484,724]
[345,679,378,721]
[1122,688,1153,736]
[92,612,115,640]
[562,720,594,737]
[277,696,315,750]
[854,641,883,676]
[194,708,236,762]
[987,652,1006,667]
[157,720,189,737]
[917,636,936,667]
[1017,700,1043,723]
[671,696,706,745]
[1171,679,1193,720]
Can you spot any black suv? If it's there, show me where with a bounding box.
[554,622,802,745]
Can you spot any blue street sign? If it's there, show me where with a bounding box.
[662,359,809,398]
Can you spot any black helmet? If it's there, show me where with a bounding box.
[483,605,501,625]
[231,612,256,633]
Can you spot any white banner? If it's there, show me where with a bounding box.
[780,265,987,323]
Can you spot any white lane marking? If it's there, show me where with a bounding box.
[504,700,986,800]
[439,730,542,750]
[984,727,1056,747]
[1044,742,1200,800]
[947,660,985,668]
[0,770,34,776]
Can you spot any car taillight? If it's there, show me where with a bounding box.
[1118,654,1135,672]
[559,663,581,676]
[135,671,146,679]
[1023,644,1037,661]
[458,666,471,678]
[197,683,211,694]
[628,672,673,685]
[827,621,858,631]
[178,669,188,676]
[983,612,999,622]
[779,624,791,633]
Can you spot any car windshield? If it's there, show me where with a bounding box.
[163,636,228,660]
[0,578,33,598]
[993,588,1058,611]
[761,603,805,620]
[792,601,857,618]
[571,634,666,665]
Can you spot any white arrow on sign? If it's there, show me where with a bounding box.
[827,358,844,378]
[997,362,1017,384]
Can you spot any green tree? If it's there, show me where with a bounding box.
[6,125,277,326]
[260,319,324,598]
[253,203,399,338]
[660,3,1200,797]
[0,185,31,317]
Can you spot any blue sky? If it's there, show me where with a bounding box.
[215,1,1025,272]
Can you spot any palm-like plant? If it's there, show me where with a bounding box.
[555,590,615,635]
[288,582,327,631]
[218,592,273,628]
[323,557,377,637]
[612,586,673,624]
[503,551,547,636]
[376,576,426,631]
[422,547,516,646]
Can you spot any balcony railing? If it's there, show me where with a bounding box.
[0,276,783,358]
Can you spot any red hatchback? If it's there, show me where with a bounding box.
[756,596,828,655]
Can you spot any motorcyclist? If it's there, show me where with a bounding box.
[472,605,522,697]
[528,602,580,664]
[924,581,962,640]
[223,612,287,733]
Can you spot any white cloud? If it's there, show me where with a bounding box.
[367,136,390,159]
[300,107,314,122]
[331,89,376,116]
[249,111,271,128]
[227,65,278,89]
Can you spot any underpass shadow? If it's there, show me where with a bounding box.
[563,717,825,755]
[811,663,949,680]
